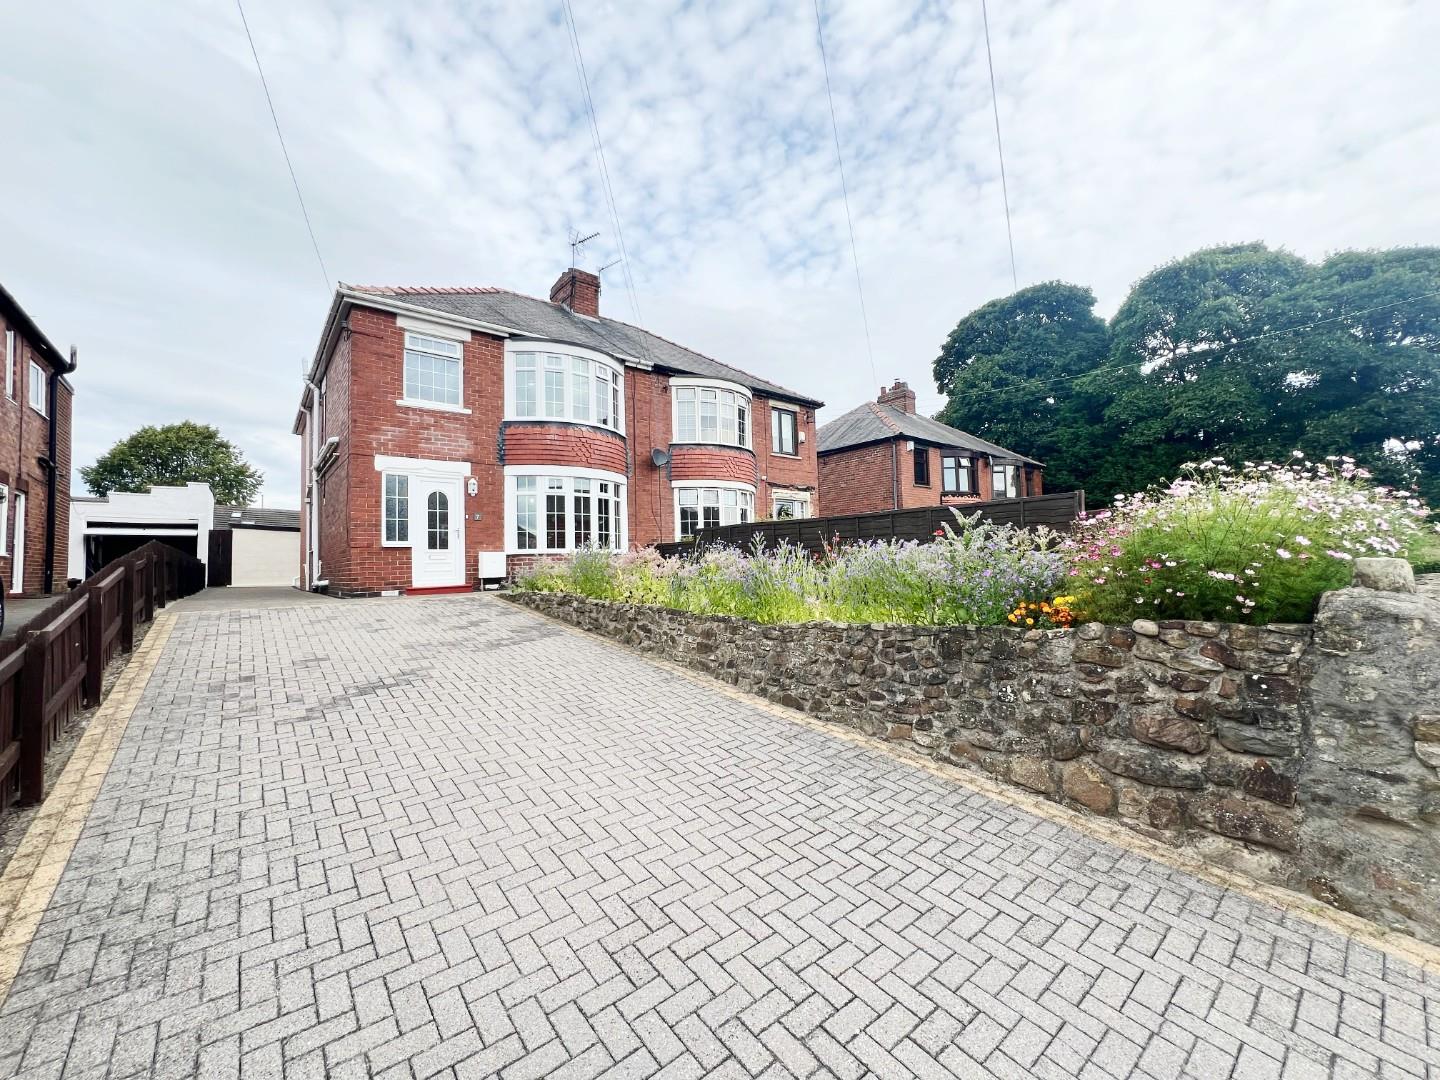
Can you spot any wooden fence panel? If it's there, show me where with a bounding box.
[0,649,23,812]
[3,540,204,808]
[655,490,1086,559]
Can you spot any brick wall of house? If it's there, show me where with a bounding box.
[754,396,820,517]
[821,439,1051,517]
[503,424,627,474]
[303,302,821,593]
[0,312,71,597]
[669,446,758,484]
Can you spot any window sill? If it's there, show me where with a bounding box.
[503,417,626,437]
[770,451,801,459]
[669,440,755,454]
[396,399,471,415]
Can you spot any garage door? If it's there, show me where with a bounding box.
[230,528,299,587]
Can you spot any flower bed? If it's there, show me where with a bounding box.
[517,455,1435,628]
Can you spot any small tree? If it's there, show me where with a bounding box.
[81,422,263,505]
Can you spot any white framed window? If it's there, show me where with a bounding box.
[770,407,797,456]
[943,455,973,494]
[402,332,463,409]
[771,491,811,520]
[27,360,46,416]
[672,379,750,450]
[994,464,1019,499]
[0,483,8,555]
[674,482,755,539]
[382,473,410,545]
[508,346,624,433]
[4,330,13,399]
[507,468,626,553]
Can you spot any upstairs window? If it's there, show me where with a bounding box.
[403,333,462,407]
[994,464,1019,498]
[771,408,797,456]
[512,350,623,432]
[27,360,46,416]
[4,330,13,399]
[942,455,973,494]
[674,384,750,449]
[913,446,930,486]
[0,483,8,555]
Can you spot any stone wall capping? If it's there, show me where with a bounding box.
[507,583,1440,944]
[1352,556,1417,594]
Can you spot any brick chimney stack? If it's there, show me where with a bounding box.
[549,267,601,317]
[877,379,916,415]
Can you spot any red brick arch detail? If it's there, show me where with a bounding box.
[504,424,627,474]
[669,445,759,485]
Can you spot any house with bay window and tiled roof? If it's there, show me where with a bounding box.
[293,268,822,595]
[817,380,1043,516]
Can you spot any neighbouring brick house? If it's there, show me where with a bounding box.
[818,381,1042,515]
[1,282,74,599]
[294,269,823,595]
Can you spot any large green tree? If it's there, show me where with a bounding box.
[1259,248,1440,503]
[934,243,1440,507]
[933,282,1109,494]
[81,422,263,505]
[1078,243,1312,501]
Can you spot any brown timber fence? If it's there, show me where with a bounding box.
[0,541,204,812]
[655,490,1086,560]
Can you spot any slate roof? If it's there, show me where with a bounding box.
[344,285,823,408]
[817,401,1042,465]
[214,505,301,531]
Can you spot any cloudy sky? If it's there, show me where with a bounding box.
[3,0,1438,506]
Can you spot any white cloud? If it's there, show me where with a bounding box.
[1,0,1436,502]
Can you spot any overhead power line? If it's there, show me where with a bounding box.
[980,0,1018,292]
[561,0,644,329]
[235,0,331,296]
[929,288,1440,404]
[813,0,879,387]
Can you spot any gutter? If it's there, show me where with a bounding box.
[41,345,78,594]
[891,439,900,510]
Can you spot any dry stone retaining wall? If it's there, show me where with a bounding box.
[507,566,1440,944]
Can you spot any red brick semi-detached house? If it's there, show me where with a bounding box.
[1,282,75,599]
[817,380,1043,515]
[293,268,823,595]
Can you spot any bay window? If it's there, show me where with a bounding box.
[510,348,623,433]
[510,472,625,552]
[673,381,750,449]
[942,455,973,495]
[675,485,755,539]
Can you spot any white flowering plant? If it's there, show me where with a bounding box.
[1063,454,1436,625]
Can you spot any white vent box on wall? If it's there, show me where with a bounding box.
[478,551,507,581]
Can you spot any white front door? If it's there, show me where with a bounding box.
[9,492,25,594]
[410,477,465,588]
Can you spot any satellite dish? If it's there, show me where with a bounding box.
[651,448,671,467]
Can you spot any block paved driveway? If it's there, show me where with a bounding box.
[1,593,1437,1079]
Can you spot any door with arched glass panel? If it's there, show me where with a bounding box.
[410,476,465,588]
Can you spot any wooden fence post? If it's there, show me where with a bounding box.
[84,587,103,705]
[19,633,47,804]
[121,565,135,653]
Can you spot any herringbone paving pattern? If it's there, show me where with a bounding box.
[0,595,1436,1078]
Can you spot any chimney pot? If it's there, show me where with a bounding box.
[549,267,601,317]
[877,379,917,415]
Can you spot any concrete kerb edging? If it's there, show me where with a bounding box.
[0,612,178,1007]
[509,596,1440,976]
